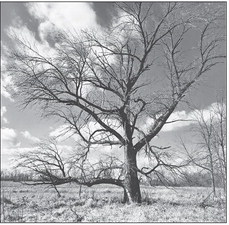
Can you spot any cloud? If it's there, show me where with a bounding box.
[1,57,17,102]
[1,106,7,116]
[194,102,226,122]
[26,2,100,42]
[112,10,140,43]
[1,127,21,149]
[1,106,8,124]
[140,117,155,134]
[6,25,57,58]
[141,102,225,133]
[2,139,74,169]
[1,146,38,170]
[21,130,41,143]
[161,110,195,132]
[141,111,195,133]
[1,78,15,102]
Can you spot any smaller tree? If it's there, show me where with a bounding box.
[182,100,226,195]
[211,99,226,193]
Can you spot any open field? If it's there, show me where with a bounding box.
[1,181,226,222]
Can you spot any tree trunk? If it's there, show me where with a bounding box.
[123,188,128,203]
[123,145,141,203]
[208,150,216,196]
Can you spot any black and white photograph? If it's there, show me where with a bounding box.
[1,1,226,222]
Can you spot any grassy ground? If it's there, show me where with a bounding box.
[1,181,226,222]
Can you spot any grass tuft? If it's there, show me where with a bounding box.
[2,197,14,205]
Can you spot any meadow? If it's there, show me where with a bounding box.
[1,181,226,222]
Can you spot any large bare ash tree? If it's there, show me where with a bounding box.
[6,3,225,203]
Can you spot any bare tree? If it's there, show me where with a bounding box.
[182,99,226,195]
[212,99,226,193]
[5,3,225,203]
[16,140,127,198]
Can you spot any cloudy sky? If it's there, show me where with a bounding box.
[1,2,226,170]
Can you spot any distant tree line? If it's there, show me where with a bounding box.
[1,168,224,189]
[139,170,225,188]
[1,170,35,182]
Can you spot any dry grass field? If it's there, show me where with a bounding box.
[1,181,226,222]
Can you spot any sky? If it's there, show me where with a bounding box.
[1,2,226,171]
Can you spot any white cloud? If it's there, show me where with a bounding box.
[141,102,225,133]
[1,106,8,124]
[21,130,41,143]
[162,110,194,132]
[1,146,38,170]
[1,79,15,102]
[5,141,73,169]
[141,117,155,134]
[26,2,100,42]
[1,127,21,149]
[7,25,57,58]
[1,106,7,117]
[191,102,226,127]
[1,58,17,102]
[112,10,140,43]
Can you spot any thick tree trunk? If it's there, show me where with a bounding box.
[123,145,141,203]
[122,95,141,203]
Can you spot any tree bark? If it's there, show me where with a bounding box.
[123,145,141,203]
[123,188,128,203]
